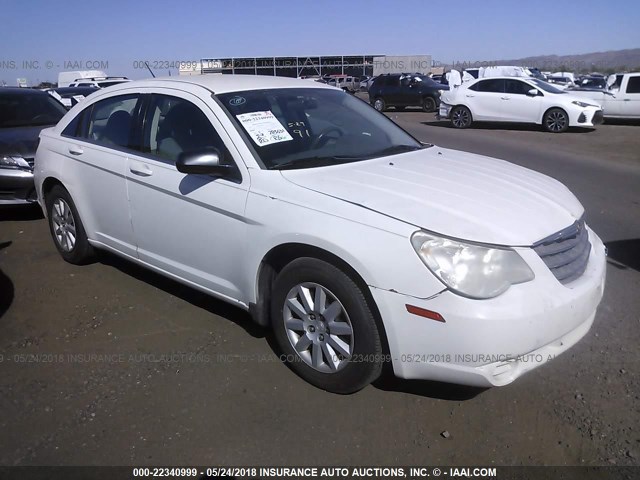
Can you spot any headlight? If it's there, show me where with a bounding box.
[0,156,30,170]
[572,100,596,108]
[411,231,535,299]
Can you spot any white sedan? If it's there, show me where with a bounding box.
[34,75,606,393]
[439,76,603,132]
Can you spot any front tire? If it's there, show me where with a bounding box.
[271,258,383,394]
[543,108,569,133]
[45,185,94,264]
[451,105,473,128]
[372,97,386,112]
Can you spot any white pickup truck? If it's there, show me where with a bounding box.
[568,73,640,119]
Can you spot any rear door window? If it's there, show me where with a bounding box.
[86,94,141,149]
[471,79,505,93]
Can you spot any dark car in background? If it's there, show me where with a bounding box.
[47,86,99,109]
[368,73,449,112]
[0,88,67,204]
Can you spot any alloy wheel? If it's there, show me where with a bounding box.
[283,282,354,373]
[546,111,567,132]
[452,108,470,128]
[51,198,76,252]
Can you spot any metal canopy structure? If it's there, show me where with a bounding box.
[199,55,384,77]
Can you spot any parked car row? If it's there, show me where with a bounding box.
[431,68,640,130]
[438,76,604,133]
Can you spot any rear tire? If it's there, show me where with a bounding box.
[543,108,569,133]
[422,96,437,112]
[271,258,383,394]
[45,185,94,264]
[451,105,473,128]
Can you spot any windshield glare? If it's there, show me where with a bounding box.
[0,93,67,128]
[218,88,422,169]
[530,79,565,94]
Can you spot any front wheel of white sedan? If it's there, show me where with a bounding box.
[271,258,383,394]
[543,108,569,133]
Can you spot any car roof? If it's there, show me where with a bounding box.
[54,87,99,92]
[96,75,335,94]
[472,76,535,81]
[0,87,49,96]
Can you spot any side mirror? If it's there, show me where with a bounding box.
[176,148,232,176]
[526,88,539,96]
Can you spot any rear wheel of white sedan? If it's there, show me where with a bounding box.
[271,258,383,394]
[543,108,569,133]
[45,185,94,264]
[451,105,473,128]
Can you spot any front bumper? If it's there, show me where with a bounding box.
[370,227,606,387]
[574,109,604,127]
[0,168,36,205]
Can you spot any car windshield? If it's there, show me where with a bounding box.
[529,79,566,94]
[217,88,424,170]
[0,92,67,128]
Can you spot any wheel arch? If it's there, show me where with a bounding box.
[40,176,66,217]
[250,242,391,355]
[541,105,568,124]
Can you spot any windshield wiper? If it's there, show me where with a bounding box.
[269,155,363,170]
[371,144,425,157]
[269,145,424,170]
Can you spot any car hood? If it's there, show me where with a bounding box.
[0,125,50,158]
[280,147,584,246]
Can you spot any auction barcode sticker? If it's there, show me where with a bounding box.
[236,111,293,146]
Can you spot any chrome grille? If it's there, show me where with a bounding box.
[533,219,591,284]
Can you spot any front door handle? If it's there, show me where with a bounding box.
[129,162,153,177]
[68,146,83,155]
[465,94,475,97]
[501,96,510,100]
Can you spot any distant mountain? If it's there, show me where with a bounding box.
[444,48,640,73]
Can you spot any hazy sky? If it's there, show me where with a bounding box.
[2,0,639,84]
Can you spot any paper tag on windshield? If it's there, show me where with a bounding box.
[236,111,293,147]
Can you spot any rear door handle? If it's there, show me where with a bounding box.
[465,94,475,97]
[68,146,83,155]
[501,96,510,100]
[129,162,153,177]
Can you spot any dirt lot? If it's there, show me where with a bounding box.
[1,109,639,467]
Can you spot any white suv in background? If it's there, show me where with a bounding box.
[34,75,606,393]
[439,76,603,132]
[68,76,131,89]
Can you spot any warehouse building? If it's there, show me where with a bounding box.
[179,55,431,77]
